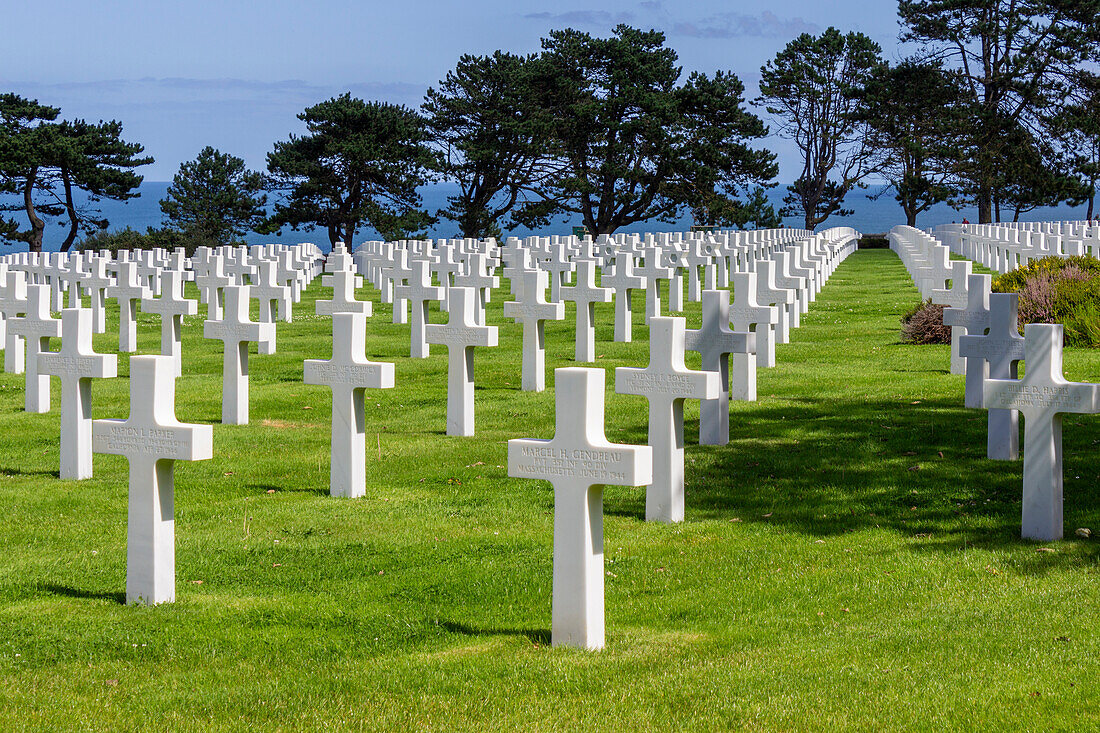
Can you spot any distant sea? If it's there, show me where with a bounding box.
[2,181,1092,254]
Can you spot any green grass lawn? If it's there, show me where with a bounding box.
[2,248,1099,731]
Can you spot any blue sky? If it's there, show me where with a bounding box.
[1,1,907,181]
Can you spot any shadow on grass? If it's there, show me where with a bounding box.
[248,483,329,496]
[438,620,550,645]
[0,466,60,479]
[606,395,1100,565]
[43,584,126,605]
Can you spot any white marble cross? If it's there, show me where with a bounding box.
[931,260,973,375]
[985,324,1100,541]
[508,367,652,650]
[107,261,151,353]
[425,286,498,436]
[453,252,499,325]
[543,243,576,302]
[684,290,755,446]
[0,269,27,374]
[203,285,275,425]
[93,355,213,604]
[753,259,795,367]
[559,260,613,362]
[944,274,991,408]
[39,308,118,479]
[8,284,61,413]
[635,247,673,323]
[305,311,395,498]
[959,292,1026,461]
[504,269,564,392]
[252,258,293,339]
[317,270,372,317]
[728,272,776,402]
[142,270,197,376]
[395,259,444,358]
[78,257,113,334]
[601,251,646,343]
[615,317,719,523]
[194,255,232,320]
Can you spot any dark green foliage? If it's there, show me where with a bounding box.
[530,25,777,235]
[900,299,951,344]
[0,94,150,252]
[423,52,554,239]
[160,146,267,246]
[74,226,220,257]
[757,27,884,230]
[899,0,1100,223]
[264,94,438,245]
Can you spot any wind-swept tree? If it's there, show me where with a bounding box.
[529,25,777,235]
[860,59,966,226]
[757,27,884,230]
[160,146,267,245]
[263,94,438,245]
[423,51,557,238]
[0,95,149,252]
[899,0,1100,223]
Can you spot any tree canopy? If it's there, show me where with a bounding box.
[423,51,556,239]
[528,25,777,235]
[758,27,884,230]
[899,0,1100,223]
[263,94,438,246]
[160,146,267,246]
[0,94,150,252]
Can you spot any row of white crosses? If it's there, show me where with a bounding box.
[936,267,1100,542]
[353,227,858,404]
[933,221,1099,275]
[0,243,325,606]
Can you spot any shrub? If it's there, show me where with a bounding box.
[75,227,223,257]
[992,255,1100,347]
[901,299,951,344]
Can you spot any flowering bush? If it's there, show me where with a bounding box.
[992,256,1100,347]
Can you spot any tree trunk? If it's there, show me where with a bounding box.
[60,167,79,252]
[978,181,992,224]
[23,169,45,253]
[1088,180,1095,221]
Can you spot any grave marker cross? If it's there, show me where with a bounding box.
[396,259,444,358]
[959,292,1025,460]
[424,286,498,436]
[305,311,396,498]
[684,290,755,445]
[142,270,198,376]
[985,324,1100,541]
[615,317,719,523]
[508,367,652,650]
[559,260,613,363]
[8,284,61,413]
[38,308,118,479]
[92,355,213,605]
[107,261,151,353]
[203,285,275,425]
[601,251,646,343]
[504,269,565,392]
[944,273,992,408]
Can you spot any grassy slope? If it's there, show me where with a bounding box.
[1,248,1098,731]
